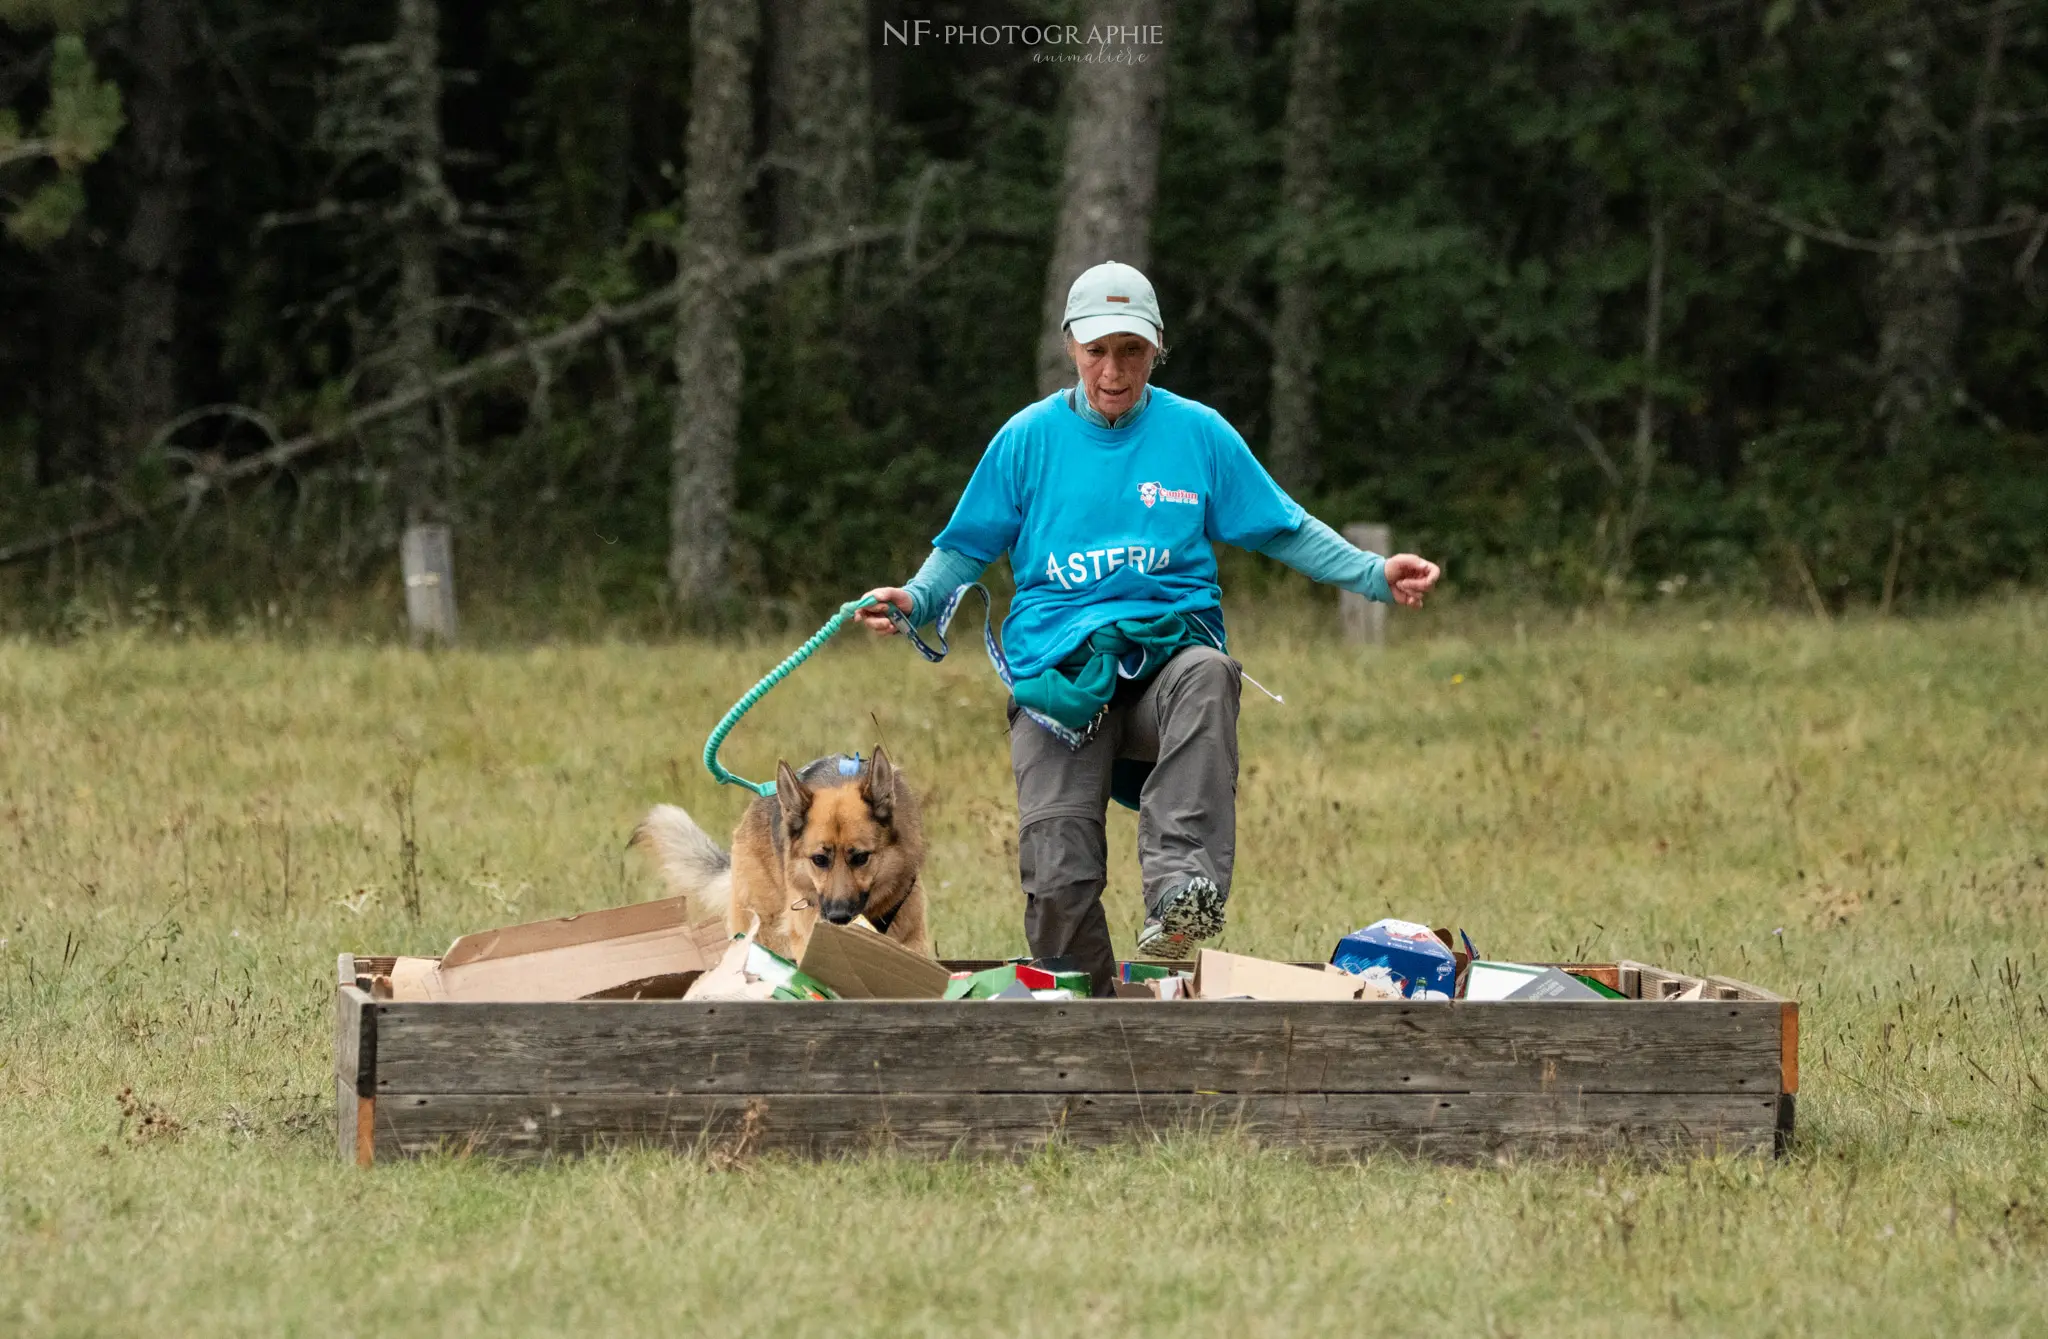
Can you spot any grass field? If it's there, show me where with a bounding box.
[3,596,2046,1335]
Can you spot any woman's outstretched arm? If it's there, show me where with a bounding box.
[1258,516,1442,608]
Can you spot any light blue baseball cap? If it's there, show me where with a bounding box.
[1062,261,1164,348]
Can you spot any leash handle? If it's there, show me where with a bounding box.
[702,594,880,796]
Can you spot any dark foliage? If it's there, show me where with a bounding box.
[2,0,2043,632]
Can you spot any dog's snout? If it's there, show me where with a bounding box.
[821,901,860,925]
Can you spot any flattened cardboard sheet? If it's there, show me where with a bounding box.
[581,971,706,1000]
[797,919,949,999]
[1193,949,1366,1001]
[383,897,732,1002]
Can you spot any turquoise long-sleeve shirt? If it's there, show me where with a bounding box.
[901,515,1389,628]
[898,381,1391,632]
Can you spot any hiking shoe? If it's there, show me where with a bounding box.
[1136,877,1227,960]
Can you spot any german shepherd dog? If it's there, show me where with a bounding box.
[632,746,932,962]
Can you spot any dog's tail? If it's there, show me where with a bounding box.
[630,804,734,918]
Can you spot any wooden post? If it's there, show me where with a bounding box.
[335,960,378,1167]
[401,523,458,646]
[1340,522,1390,646]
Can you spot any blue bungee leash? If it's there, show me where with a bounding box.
[702,581,1287,795]
[701,594,883,796]
[703,583,1102,795]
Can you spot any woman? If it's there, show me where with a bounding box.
[859,261,1441,994]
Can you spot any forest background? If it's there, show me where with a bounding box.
[2,0,2044,634]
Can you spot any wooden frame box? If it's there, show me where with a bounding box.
[336,953,1797,1165]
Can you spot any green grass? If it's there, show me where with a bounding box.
[3,597,2046,1335]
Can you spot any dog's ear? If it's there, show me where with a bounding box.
[862,745,895,824]
[775,760,813,833]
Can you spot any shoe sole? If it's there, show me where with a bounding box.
[1138,878,1227,960]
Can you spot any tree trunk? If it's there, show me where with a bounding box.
[669,0,759,607]
[1870,5,2009,457]
[1266,0,1339,494]
[1870,4,1964,455]
[1035,0,1170,395]
[764,0,870,431]
[769,0,871,250]
[390,0,454,524]
[1955,5,2009,236]
[113,0,194,475]
[1618,210,1665,576]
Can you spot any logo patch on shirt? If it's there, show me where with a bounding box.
[1138,481,1199,509]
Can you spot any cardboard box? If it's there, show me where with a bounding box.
[1016,963,1092,996]
[1465,960,1542,1001]
[677,915,843,1001]
[945,965,1019,1000]
[1110,975,1189,1000]
[1114,962,1194,998]
[1572,972,1628,1000]
[1192,949,1366,1001]
[683,935,781,1001]
[747,943,839,1000]
[1324,962,1403,1000]
[1329,918,1457,999]
[797,919,950,999]
[378,897,732,1002]
[1504,966,1606,1001]
[1465,961,1610,1002]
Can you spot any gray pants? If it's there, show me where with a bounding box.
[1010,645,1241,994]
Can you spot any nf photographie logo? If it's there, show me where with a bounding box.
[882,20,1165,61]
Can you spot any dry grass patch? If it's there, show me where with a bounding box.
[2,597,2046,1334]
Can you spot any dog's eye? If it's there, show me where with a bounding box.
[809,851,831,869]
[847,850,870,868]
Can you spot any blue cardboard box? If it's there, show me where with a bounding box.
[1330,919,1457,999]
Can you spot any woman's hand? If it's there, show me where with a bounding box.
[855,587,913,634]
[1383,554,1442,609]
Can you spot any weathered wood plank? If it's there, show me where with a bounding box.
[372,1089,1779,1163]
[336,1074,357,1164]
[334,986,376,1096]
[372,1000,1782,1097]
[1706,973,1784,1002]
[335,1075,377,1166]
[1620,960,1707,1000]
[1780,1002,1799,1094]
[334,988,360,1086]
